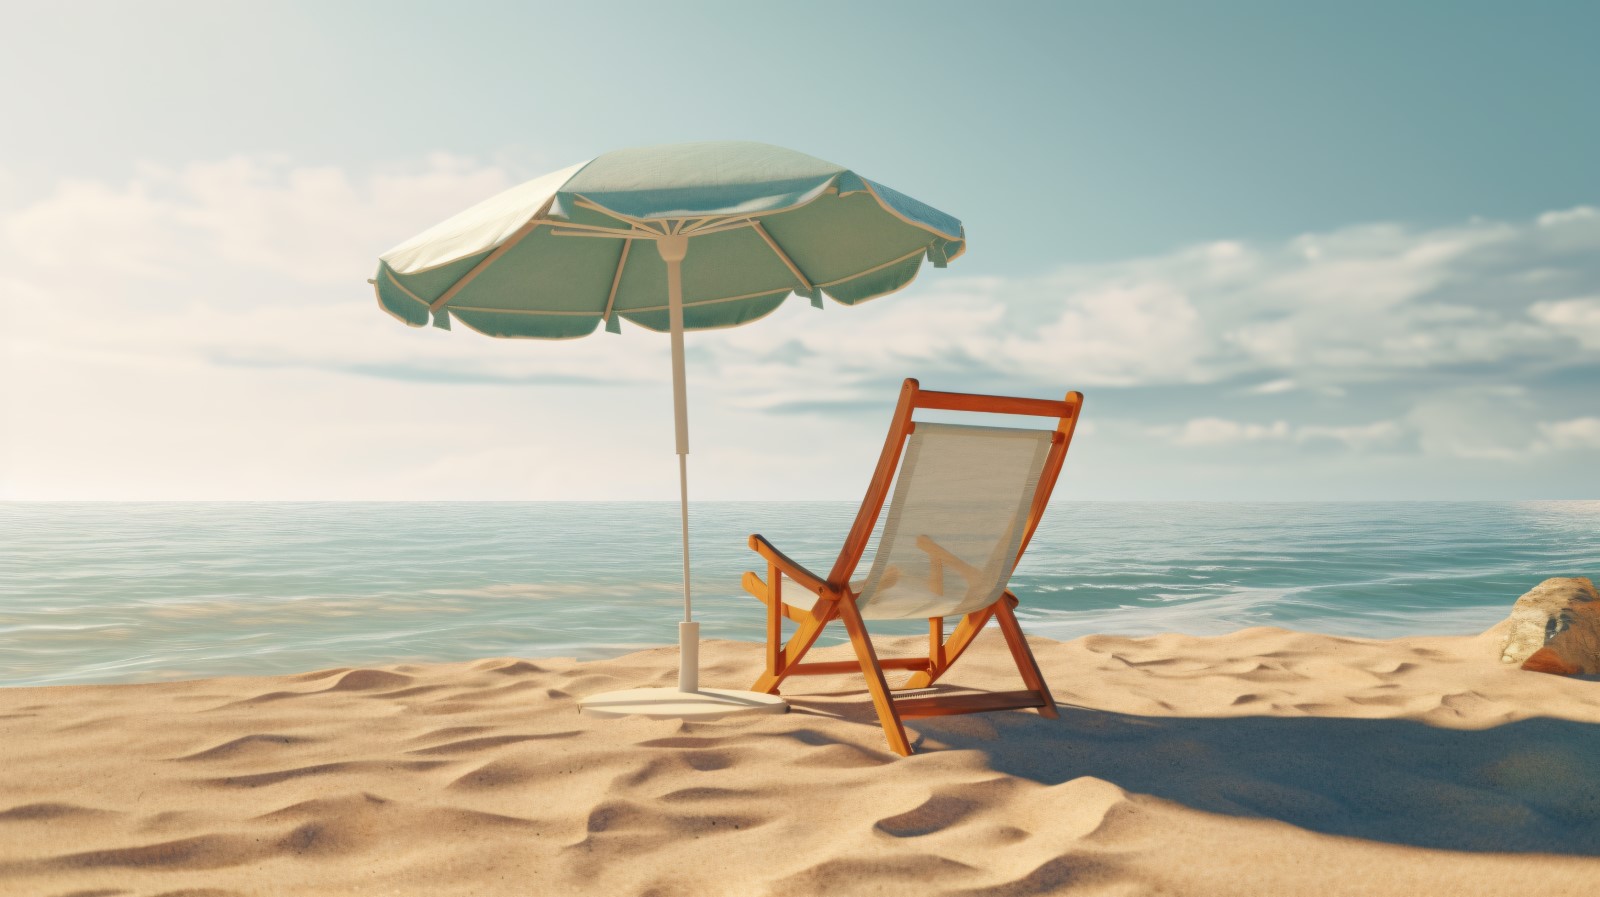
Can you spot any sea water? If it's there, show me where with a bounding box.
[2,502,1596,686]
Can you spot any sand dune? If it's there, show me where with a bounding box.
[2,625,1599,896]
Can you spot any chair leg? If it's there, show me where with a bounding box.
[994,594,1058,719]
[765,563,784,679]
[900,603,999,690]
[837,596,913,756]
[750,598,837,694]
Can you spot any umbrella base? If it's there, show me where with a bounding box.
[578,686,788,720]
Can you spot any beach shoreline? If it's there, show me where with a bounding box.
[3,627,1599,896]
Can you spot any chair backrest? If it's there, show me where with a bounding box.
[855,423,1056,620]
[821,379,1083,620]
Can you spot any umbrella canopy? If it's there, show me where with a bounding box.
[371,141,963,699]
[374,141,964,336]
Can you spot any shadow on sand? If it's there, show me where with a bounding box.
[904,703,1600,855]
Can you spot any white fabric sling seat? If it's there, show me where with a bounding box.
[855,423,1054,621]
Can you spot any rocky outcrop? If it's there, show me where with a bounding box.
[1497,577,1600,676]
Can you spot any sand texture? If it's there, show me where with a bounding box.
[3,625,1600,896]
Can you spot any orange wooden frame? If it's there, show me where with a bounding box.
[742,378,1084,756]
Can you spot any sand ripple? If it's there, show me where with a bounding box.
[2,627,1599,895]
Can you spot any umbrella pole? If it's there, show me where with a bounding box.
[573,230,785,721]
[660,233,698,693]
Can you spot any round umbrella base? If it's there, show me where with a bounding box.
[578,687,788,720]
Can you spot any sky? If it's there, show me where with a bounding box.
[1,0,1597,501]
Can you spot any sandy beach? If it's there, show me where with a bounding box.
[3,624,1599,897]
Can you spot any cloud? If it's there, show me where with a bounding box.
[997,281,1207,386]
[8,154,1598,400]
[1537,206,1600,236]
[1152,418,1405,451]
[1529,297,1600,350]
[1402,390,1600,462]
[1165,418,1292,447]
[4,154,517,284]
[698,204,1600,401]
[1295,421,1406,451]
[1405,388,1537,461]
[1538,417,1600,452]
[1245,378,1298,395]
[2,153,1597,500]
[0,155,685,397]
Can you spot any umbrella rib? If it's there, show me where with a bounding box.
[814,246,927,288]
[548,228,638,240]
[380,268,430,307]
[749,221,815,291]
[449,287,793,335]
[681,216,744,235]
[558,221,639,235]
[570,198,671,236]
[447,246,931,319]
[566,201,761,239]
[447,306,598,316]
[428,200,555,312]
[450,285,790,316]
[682,220,756,238]
[602,239,632,326]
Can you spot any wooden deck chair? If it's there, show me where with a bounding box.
[742,378,1084,756]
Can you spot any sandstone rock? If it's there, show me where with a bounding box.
[1496,577,1600,676]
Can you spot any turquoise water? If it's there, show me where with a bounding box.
[2,502,1596,686]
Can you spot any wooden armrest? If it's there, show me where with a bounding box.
[748,534,830,596]
[741,571,807,621]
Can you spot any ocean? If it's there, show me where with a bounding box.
[2,502,1596,687]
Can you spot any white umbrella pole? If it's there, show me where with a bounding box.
[659,234,698,693]
[575,229,784,719]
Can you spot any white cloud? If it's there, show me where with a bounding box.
[9,156,1598,400]
[1402,393,1600,462]
[1538,417,1600,452]
[696,203,1600,412]
[698,204,1600,396]
[5,178,186,277]
[1166,418,1292,447]
[3,152,1598,500]
[1244,377,1297,395]
[998,280,1207,386]
[1537,206,1599,228]
[1296,421,1406,450]
[1406,388,1535,462]
[1153,418,1405,451]
[4,154,516,285]
[1529,297,1600,350]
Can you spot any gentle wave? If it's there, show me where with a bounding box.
[2,501,1596,686]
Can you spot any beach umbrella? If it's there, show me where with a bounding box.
[372,141,964,716]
